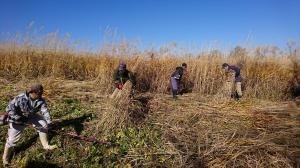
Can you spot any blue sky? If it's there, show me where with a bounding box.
[0,0,299,50]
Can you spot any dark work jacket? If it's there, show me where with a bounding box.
[113,69,136,85]
[229,65,242,82]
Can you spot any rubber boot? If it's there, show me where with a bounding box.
[2,144,12,166]
[236,82,243,99]
[39,132,57,150]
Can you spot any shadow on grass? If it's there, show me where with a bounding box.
[24,160,61,168]
[54,113,92,135]
[14,135,39,155]
[129,95,152,124]
[14,114,92,155]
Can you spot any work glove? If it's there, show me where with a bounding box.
[115,83,123,90]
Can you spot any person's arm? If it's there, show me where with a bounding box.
[40,101,52,124]
[174,67,184,80]
[113,70,120,84]
[174,70,182,80]
[113,70,125,89]
[6,97,21,121]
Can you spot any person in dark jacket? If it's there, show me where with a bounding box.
[110,63,136,99]
[171,63,187,99]
[222,63,242,99]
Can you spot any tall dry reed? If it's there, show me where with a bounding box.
[0,40,298,100]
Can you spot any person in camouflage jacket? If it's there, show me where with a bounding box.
[2,84,57,166]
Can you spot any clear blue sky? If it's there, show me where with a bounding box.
[0,0,299,50]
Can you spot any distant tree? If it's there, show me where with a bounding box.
[229,46,247,69]
[230,46,246,58]
[210,49,222,57]
[287,40,297,58]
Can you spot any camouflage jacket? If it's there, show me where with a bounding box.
[6,92,52,124]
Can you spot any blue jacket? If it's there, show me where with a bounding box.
[229,65,242,82]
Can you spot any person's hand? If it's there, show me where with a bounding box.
[12,115,28,125]
[115,83,123,90]
[118,84,123,90]
[13,119,24,125]
[0,112,8,125]
[48,122,56,131]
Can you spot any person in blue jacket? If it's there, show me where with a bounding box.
[222,63,242,99]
